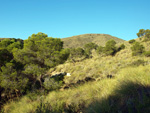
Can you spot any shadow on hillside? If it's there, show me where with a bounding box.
[34,81,150,113]
[86,82,150,113]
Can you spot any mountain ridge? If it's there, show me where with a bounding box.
[61,33,125,48]
[0,34,125,48]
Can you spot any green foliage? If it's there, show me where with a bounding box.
[2,30,150,112]
[23,64,46,77]
[137,29,150,41]
[131,42,145,56]
[129,59,146,67]
[0,38,23,52]
[103,40,117,56]
[13,32,66,67]
[13,33,68,78]
[142,29,150,42]
[35,102,53,113]
[96,40,125,56]
[129,39,136,44]
[0,33,69,102]
[7,41,23,51]
[96,46,104,55]
[143,51,150,57]
[0,39,13,48]
[26,92,39,101]
[145,29,150,38]
[0,48,13,68]
[69,47,86,62]
[6,65,150,113]
[0,63,28,94]
[84,42,98,57]
[62,34,124,48]
[143,37,150,42]
[137,29,145,37]
[43,78,63,91]
[118,44,125,51]
[11,32,69,91]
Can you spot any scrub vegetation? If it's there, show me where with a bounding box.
[1,29,150,113]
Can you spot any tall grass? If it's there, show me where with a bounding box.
[3,65,150,113]
[49,45,150,85]
[2,39,150,113]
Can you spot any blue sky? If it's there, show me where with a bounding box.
[0,0,150,40]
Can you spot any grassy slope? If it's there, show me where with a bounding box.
[49,40,150,84]
[62,34,125,48]
[3,65,150,113]
[3,39,150,113]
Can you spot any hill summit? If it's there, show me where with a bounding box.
[62,34,125,48]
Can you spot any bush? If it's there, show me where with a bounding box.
[143,51,150,57]
[84,42,98,57]
[43,78,63,91]
[69,48,87,62]
[118,44,125,51]
[129,59,146,67]
[96,46,104,55]
[129,39,136,44]
[103,40,117,56]
[131,42,145,56]
[26,92,39,101]
[142,38,150,42]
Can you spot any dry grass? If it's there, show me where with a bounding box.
[3,65,150,113]
[2,38,150,113]
[48,40,150,84]
[62,34,125,48]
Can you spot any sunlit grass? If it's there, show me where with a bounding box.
[3,65,150,112]
[3,96,39,113]
[2,40,150,113]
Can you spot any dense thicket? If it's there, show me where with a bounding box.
[0,33,69,104]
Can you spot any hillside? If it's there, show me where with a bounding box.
[2,36,150,113]
[62,34,125,48]
[1,31,150,113]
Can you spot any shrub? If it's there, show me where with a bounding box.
[84,42,98,57]
[137,29,145,37]
[129,39,136,44]
[143,51,150,57]
[103,40,117,56]
[131,42,145,56]
[43,78,63,91]
[26,92,39,101]
[96,46,104,55]
[142,38,150,42]
[118,44,125,51]
[69,48,87,62]
[129,59,146,67]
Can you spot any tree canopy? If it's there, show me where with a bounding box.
[0,32,69,100]
[137,29,150,38]
[103,39,117,56]
[84,42,98,57]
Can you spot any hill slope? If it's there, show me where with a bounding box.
[2,37,150,113]
[62,34,125,48]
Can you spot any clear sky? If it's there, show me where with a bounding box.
[0,0,150,40]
